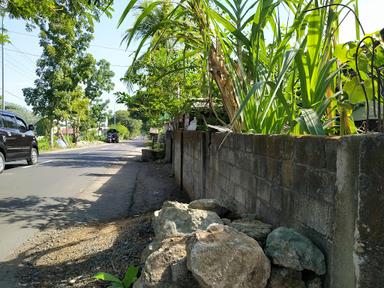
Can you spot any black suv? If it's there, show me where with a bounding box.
[106,129,119,143]
[0,110,39,174]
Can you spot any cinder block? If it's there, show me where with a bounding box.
[254,156,267,179]
[266,158,282,185]
[281,160,294,189]
[257,178,271,203]
[293,195,333,238]
[253,135,267,156]
[293,136,326,168]
[270,185,283,211]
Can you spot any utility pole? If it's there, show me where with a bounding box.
[113,101,116,125]
[1,14,4,110]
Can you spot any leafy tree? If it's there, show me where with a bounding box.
[116,42,204,131]
[111,110,130,126]
[127,118,143,137]
[109,110,143,137]
[89,98,110,130]
[5,0,113,24]
[85,59,114,129]
[23,11,114,145]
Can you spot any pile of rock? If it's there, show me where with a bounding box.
[134,199,326,288]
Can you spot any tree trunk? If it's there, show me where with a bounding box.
[50,119,54,148]
[208,45,242,132]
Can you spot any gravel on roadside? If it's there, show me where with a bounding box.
[2,159,188,288]
[15,213,154,288]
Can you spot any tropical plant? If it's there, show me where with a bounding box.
[94,265,139,288]
[334,29,384,133]
[119,0,366,136]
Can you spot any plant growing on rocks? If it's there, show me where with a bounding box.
[94,265,139,288]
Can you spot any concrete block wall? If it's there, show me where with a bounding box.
[173,131,384,288]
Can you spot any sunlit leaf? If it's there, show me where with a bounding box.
[343,77,375,104]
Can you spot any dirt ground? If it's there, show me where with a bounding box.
[1,160,188,287]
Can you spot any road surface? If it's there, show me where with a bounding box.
[0,140,143,261]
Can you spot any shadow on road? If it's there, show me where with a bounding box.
[0,148,189,287]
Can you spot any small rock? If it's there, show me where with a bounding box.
[153,201,223,241]
[267,267,305,288]
[187,224,271,288]
[162,201,189,209]
[229,219,272,245]
[188,199,230,217]
[265,227,326,275]
[135,236,199,288]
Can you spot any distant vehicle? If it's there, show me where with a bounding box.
[106,129,119,143]
[0,110,39,174]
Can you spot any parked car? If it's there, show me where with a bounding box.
[0,110,39,174]
[106,129,119,143]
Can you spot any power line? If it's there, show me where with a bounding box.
[5,89,25,101]
[7,30,135,53]
[4,48,130,68]
[4,59,35,80]
[3,50,36,74]
[10,43,37,65]
[5,48,39,57]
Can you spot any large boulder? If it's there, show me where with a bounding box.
[265,227,326,275]
[153,201,223,241]
[267,267,305,288]
[306,277,322,288]
[134,236,199,288]
[228,219,272,245]
[187,224,271,288]
[188,199,230,217]
[140,241,161,265]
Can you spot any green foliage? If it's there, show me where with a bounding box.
[5,0,113,23]
[119,0,366,136]
[94,265,139,288]
[127,118,143,137]
[23,9,114,144]
[116,2,206,131]
[109,124,129,139]
[37,137,51,151]
[35,118,51,136]
[37,135,75,151]
[109,110,143,137]
[81,129,103,142]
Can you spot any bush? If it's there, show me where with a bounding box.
[127,118,143,138]
[37,137,51,151]
[35,118,51,136]
[109,124,129,140]
[82,129,99,142]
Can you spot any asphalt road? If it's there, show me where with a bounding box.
[0,140,143,261]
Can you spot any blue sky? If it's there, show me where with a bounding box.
[1,0,383,111]
[2,1,134,111]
